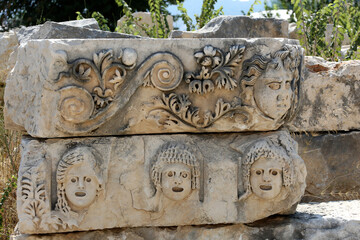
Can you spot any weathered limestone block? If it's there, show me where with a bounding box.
[5,38,303,137]
[0,19,138,83]
[294,131,360,202]
[170,16,289,38]
[16,131,306,234]
[0,31,18,83]
[287,56,360,132]
[12,201,360,240]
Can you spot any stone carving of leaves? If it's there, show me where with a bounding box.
[77,64,91,81]
[186,45,245,94]
[150,93,239,129]
[19,173,62,232]
[56,48,137,123]
[109,69,125,90]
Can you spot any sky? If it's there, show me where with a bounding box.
[167,0,266,30]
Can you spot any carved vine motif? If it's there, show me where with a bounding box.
[56,48,137,124]
[149,93,240,128]
[186,45,245,94]
[142,52,184,91]
[19,172,62,231]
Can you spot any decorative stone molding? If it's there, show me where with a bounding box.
[17,131,306,234]
[5,38,303,137]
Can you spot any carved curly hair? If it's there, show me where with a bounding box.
[240,135,296,200]
[151,143,200,190]
[240,44,302,120]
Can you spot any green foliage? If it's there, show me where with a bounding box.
[0,0,182,31]
[0,176,17,231]
[177,0,195,30]
[115,0,171,38]
[177,0,223,31]
[242,0,262,16]
[195,0,224,29]
[291,0,360,60]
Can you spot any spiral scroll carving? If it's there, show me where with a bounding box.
[58,86,94,124]
[143,53,184,91]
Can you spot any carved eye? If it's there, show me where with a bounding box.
[272,170,278,176]
[285,81,291,89]
[71,178,77,183]
[182,172,188,178]
[268,82,281,90]
[86,177,92,182]
[256,170,262,175]
[167,171,173,177]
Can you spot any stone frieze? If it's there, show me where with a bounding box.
[17,131,306,233]
[5,38,302,137]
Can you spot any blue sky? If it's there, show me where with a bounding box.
[167,0,266,30]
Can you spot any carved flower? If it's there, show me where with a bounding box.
[194,45,221,68]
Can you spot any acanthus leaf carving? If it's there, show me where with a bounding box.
[186,45,245,94]
[19,170,64,232]
[148,93,241,129]
[56,48,137,124]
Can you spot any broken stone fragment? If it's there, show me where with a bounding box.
[170,16,289,38]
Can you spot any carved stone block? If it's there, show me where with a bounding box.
[11,200,360,240]
[5,38,303,137]
[16,131,306,234]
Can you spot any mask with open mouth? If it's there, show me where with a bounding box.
[161,163,192,201]
[64,162,100,211]
[250,157,283,200]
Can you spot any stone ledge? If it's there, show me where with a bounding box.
[11,201,360,240]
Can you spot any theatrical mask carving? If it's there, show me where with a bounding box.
[151,144,200,201]
[241,45,302,123]
[240,136,295,201]
[56,147,104,217]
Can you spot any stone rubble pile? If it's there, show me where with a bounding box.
[3,16,359,239]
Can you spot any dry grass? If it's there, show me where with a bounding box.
[0,97,22,239]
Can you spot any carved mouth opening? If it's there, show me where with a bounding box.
[260,185,272,191]
[172,187,184,192]
[75,192,86,197]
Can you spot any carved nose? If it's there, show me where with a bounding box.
[174,177,182,185]
[263,173,271,182]
[78,178,85,189]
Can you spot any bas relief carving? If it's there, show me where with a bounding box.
[132,143,202,214]
[53,43,302,135]
[240,45,302,126]
[231,131,306,222]
[55,146,105,227]
[17,133,306,233]
[54,48,137,133]
[18,145,107,232]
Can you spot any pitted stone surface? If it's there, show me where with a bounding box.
[16,131,306,234]
[5,38,303,137]
[287,56,360,132]
[11,201,360,240]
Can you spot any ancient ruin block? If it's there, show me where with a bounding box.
[5,38,303,137]
[16,131,306,234]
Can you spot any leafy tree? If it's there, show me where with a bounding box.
[0,0,182,31]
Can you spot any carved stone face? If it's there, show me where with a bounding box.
[161,163,192,201]
[64,162,100,211]
[253,64,293,120]
[250,157,283,200]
